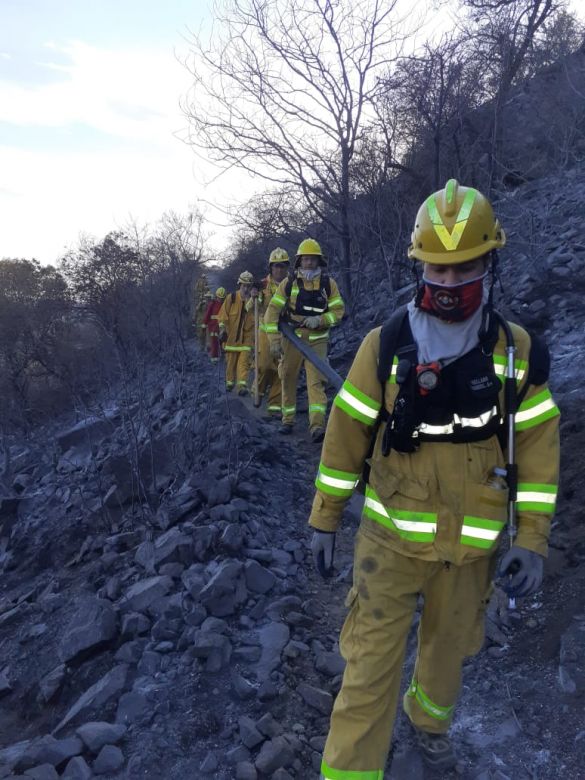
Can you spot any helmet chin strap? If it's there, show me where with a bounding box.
[479,251,500,352]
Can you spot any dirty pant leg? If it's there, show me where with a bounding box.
[225,351,239,388]
[403,555,495,734]
[208,328,220,360]
[322,531,420,778]
[305,338,328,430]
[258,332,281,411]
[236,348,252,389]
[280,338,303,424]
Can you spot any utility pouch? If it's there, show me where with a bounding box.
[382,359,419,455]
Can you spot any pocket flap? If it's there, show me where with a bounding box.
[368,461,429,503]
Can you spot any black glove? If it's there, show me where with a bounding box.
[310,530,336,579]
[499,545,544,597]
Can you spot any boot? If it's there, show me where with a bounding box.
[310,427,325,444]
[413,727,457,770]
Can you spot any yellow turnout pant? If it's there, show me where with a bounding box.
[225,346,251,391]
[257,329,281,414]
[280,332,328,430]
[322,526,493,779]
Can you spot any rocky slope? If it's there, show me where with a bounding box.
[1,164,585,780]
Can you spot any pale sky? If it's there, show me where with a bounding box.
[0,0,260,264]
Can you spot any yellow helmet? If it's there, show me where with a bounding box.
[295,238,326,268]
[408,179,506,265]
[237,270,254,285]
[269,247,290,265]
[216,287,226,299]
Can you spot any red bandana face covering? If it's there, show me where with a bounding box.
[417,274,486,322]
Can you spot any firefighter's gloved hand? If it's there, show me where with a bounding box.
[311,530,336,579]
[499,545,544,597]
[303,316,322,329]
[269,339,283,359]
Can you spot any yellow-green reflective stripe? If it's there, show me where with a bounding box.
[309,404,327,413]
[263,323,279,333]
[309,332,329,341]
[324,312,336,325]
[328,296,344,308]
[461,516,504,549]
[408,679,454,721]
[224,345,252,352]
[334,385,379,426]
[316,464,359,496]
[427,188,477,251]
[516,390,559,431]
[282,405,296,414]
[271,294,286,308]
[517,482,557,512]
[321,761,383,780]
[267,405,280,411]
[364,487,436,542]
[493,355,527,382]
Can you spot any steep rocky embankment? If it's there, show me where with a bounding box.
[1,166,585,780]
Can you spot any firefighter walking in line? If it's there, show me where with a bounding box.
[193,273,210,342]
[218,271,256,394]
[309,180,560,777]
[264,238,345,443]
[256,248,291,416]
[203,287,226,363]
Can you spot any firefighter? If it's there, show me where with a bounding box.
[218,271,256,394]
[193,273,210,341]
[310,180,560,777]
[203,287,226,363]
[256,248,290,415]
[264,238,345,443]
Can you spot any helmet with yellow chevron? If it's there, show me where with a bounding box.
[408,179,506,264]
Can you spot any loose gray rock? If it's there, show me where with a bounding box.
[199,561,247,617]
[190,631,232,671]
[200,751,218,774]
[192,526,217,562]
[135,528,193,569]
[76,723,127,754]
[207,477,232,507]
[257,622,290,677]
[220,523,246,553]
[115,691,150,725]
[23,765,59,780]
[121,612,151,639]
[239,716,265,750]
[254,737,294,775]
[315,651,345,678]
[297,683,333,715]
[59,599,117,664]
[92,745,124,775]
[61,756,93,779]
[245,560,276,595]
[54,665,129,734]
[121,576,174,612]
[235,761,258,780]
[231,672,257,701]
[16,737,83,772]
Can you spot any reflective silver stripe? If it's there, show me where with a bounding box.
[337,388,379,421]
[454,406,499,427]
[419,406,499,436]
[303,305,327,313]
[460,525,500,541]
[516,490,556,504]
[515,397,556,424]
[318,473,358,491]
[364,497,438,534]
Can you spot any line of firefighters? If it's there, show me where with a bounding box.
[192,239,345,443]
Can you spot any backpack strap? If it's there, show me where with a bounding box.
[377,305,415,387]
[516,333,551,406]
[285,274,294,298]
[321,273,331,298]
